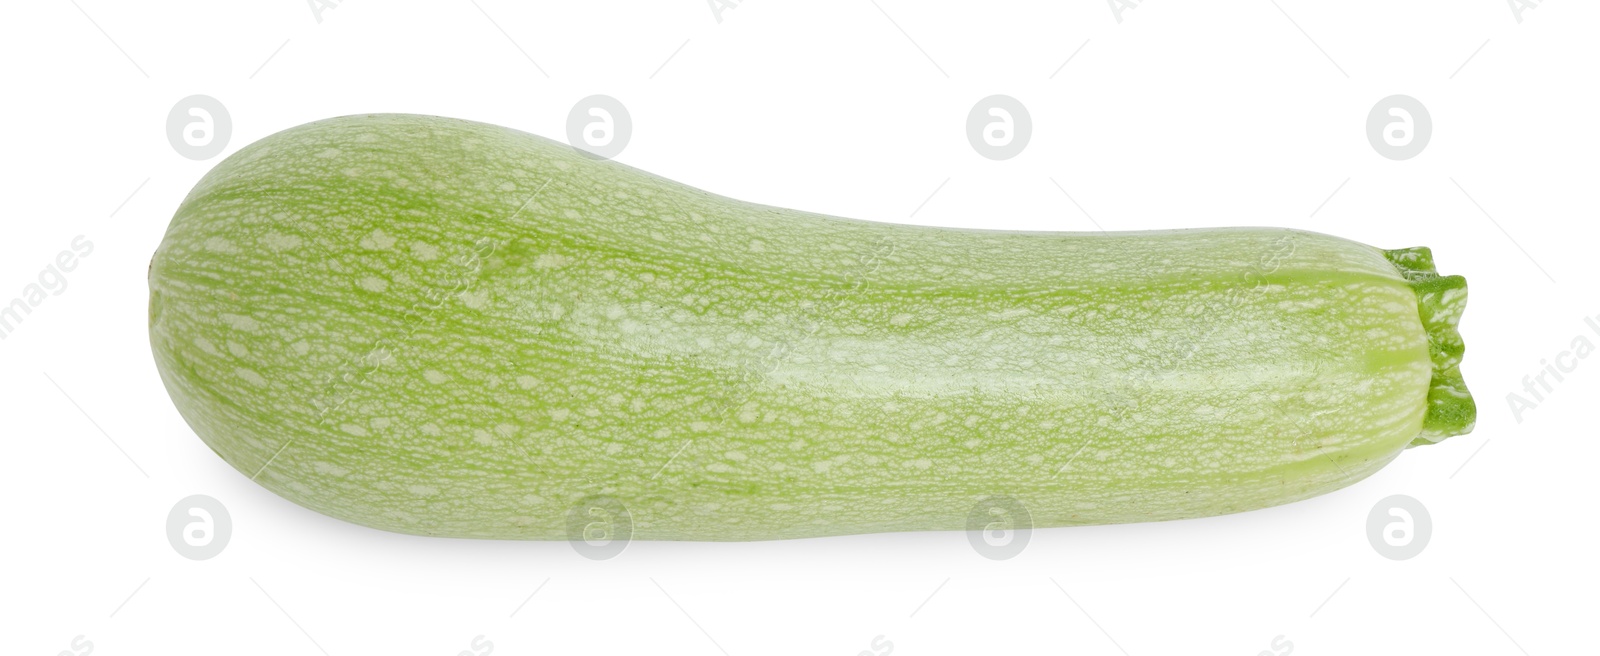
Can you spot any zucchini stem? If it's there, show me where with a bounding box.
[1384,247,1475,445]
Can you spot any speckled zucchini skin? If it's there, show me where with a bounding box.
[149,114,1473,540]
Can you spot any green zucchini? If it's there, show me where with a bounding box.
[148,114,1474,541]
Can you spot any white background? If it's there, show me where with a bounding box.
[2,1,1594,654]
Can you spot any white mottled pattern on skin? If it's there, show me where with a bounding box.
[150,114,1453,541]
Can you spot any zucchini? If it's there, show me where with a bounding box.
[148,114,1474,541]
